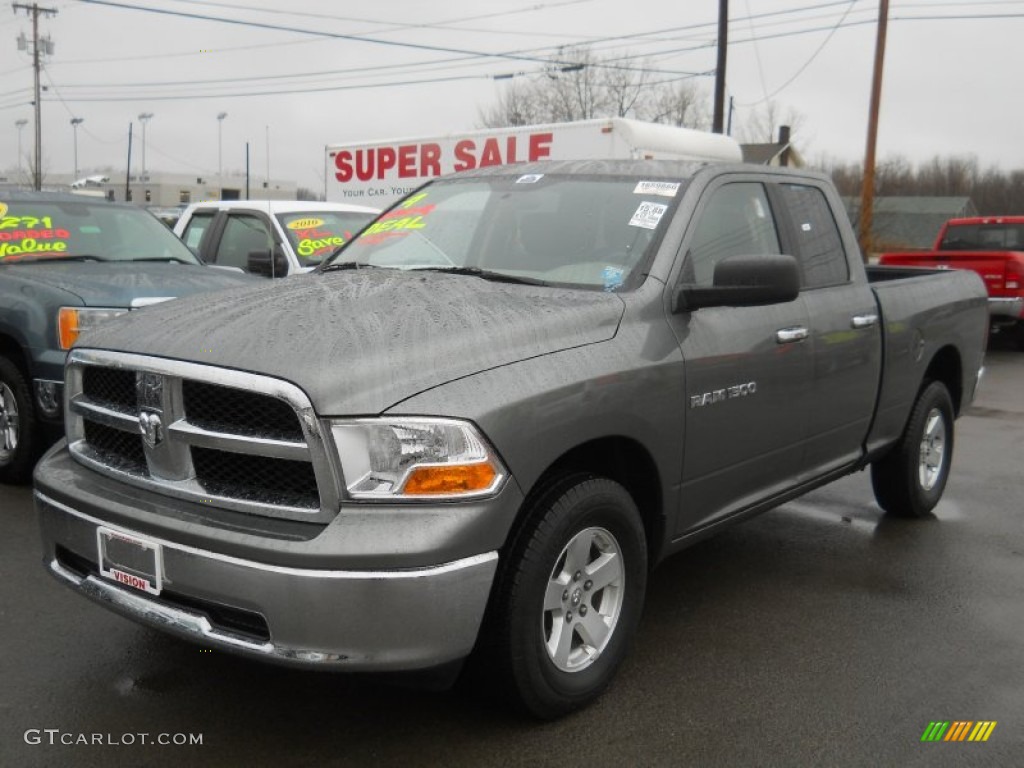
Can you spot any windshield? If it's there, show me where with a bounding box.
[940,223,1024,251]
[275,210,377,265]
[323,174,686,291]
[0,199,201,264]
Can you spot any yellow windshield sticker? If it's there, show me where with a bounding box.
[287,217,324,230]
[0,203,7,217]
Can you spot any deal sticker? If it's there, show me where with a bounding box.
[633,181,680,198]
[516,174,544,184]
[629,201,668,230]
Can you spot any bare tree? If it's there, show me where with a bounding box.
[737,100,806,144]
[641,81,709,129]
[478,48,713,129]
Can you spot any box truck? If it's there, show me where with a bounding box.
[325,117,742,207]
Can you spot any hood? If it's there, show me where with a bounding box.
[79,269,625,414]
[4,262,257,305]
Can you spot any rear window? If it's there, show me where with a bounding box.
[275,211,377,264]
[0,199,199,264]
[940,223,1024,251]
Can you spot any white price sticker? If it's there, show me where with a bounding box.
[633,181,680,198]
[629,201,668,230]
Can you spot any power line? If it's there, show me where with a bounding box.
[737,0,860,106]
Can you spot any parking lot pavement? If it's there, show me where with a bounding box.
[2,345,1022,768]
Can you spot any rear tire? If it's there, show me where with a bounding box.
[486,474,647,719]
[0,355,40,485]
[871,381,954,518]
[1014,320,1024,351]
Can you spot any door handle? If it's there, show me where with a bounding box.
[776,327,808,344]
[851,314,879,329]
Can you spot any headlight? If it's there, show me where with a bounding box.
[58,307,128,350]
[330,418,506,500]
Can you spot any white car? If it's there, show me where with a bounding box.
[173,200,380,277]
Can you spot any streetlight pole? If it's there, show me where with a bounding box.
[217,112,227,179]
[138,112,153,181]
[15,118,28,180]
[70,117,83,179]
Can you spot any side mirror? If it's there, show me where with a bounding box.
[247,247,289,278]
[674,254,800,312]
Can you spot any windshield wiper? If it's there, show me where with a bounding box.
[129,257,193,264]
[319,261,386,273]
[409,266,548,286]
[0,254,110,265]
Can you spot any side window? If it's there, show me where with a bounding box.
[215,214,273,271]
[181,211,215,251]
[779,184,849,288]
[684,183,780,286]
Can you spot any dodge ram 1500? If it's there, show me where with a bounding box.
[34,161,987,718]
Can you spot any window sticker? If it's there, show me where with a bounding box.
[0,212,71,259]
[633,181,680,198]
[286,217,325,230]
[360,192,436,244]
[283,216,349,259]
[516,174,544,184]
[801,222,812,232]
[0,203,7,217]
[602,266,625,292]
[629,201,668,230]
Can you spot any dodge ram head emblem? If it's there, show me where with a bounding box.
[138,410,164,448]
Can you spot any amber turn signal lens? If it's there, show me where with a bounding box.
[402,463,497,495]
[58,307,81,350]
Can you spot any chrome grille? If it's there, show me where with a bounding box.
[83,419,147,473]
[183,380,304,441]
[82,366,136,412]
[65,350,338,522]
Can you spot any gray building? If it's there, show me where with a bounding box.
[3,171,297,207]
[842,196,978,251]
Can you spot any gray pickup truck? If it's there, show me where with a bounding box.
[0,191,257,483]
[34,161,987,719]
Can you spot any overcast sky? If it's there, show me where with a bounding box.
[2,0,1022,193]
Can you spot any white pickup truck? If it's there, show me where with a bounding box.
[174,200,379,277]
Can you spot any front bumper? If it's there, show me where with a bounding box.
[37,491,498,671]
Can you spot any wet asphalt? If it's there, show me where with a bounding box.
[1,341,1021,768]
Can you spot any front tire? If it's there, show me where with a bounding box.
[871,380,955,518]
[489,475,647,719]
[0,355,40,485]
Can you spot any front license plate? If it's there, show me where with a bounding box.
[97,527,163,596]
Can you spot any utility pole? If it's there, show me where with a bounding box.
[13,3,58,191]
[70,117,83,179]
[15,119,28,180]
[712,0,728,134]
[858,0,890,262]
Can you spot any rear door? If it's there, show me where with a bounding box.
[773,181,881,478]
[666,176,812,534]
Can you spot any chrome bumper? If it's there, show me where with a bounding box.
[37,492,497,671]
[988,296,1024,319]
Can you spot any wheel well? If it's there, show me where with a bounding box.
[924,346,963,415]
[519,437,664,563]
[0,334,30,380]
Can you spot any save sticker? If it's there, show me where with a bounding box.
[633,181,680,198]
[629,202,668,230]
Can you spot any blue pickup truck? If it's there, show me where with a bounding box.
[34,162,987,718]
[0,190,256,482]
